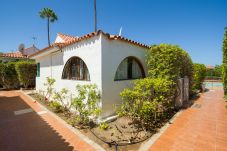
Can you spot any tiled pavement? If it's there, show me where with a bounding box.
[1,88,227,151]
[149,87,227,151]
[0,91,98,151]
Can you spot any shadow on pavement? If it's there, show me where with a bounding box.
[0,94,75,151]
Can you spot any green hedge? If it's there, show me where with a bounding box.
[119,78,173,126]
[118,44,194,128]
[223,28,227,95]
[146,44,194,95]
[0,61,37,89]
[0,62,19,89]
[15,61,37,88]
[193,63,206,91]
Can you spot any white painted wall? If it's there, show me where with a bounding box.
[34,33,148,118]
[35,35,102,99]
[100,34,147,118]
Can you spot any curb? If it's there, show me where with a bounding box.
[138,110,183,151]
[21,90,106,151]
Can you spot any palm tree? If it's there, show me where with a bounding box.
[39,8,58,46]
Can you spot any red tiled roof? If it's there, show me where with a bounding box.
[57,33,78,43]
[0,51,28,59]
[206,65,215,69]
[29,30,150,58]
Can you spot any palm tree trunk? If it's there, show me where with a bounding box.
[94,0,97,32]
[47,18,50,46]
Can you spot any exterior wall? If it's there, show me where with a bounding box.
[100,35,148,118]
[35,35,102,100]
[35,33,148,118]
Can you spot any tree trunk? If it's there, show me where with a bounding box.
[47,18,50,46]
[94,0,97,32]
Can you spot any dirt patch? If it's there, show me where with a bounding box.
[29,92,176,151]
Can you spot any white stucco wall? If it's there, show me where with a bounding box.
[34,33,148,118]
[35,35,102,99]
[100,35,147,118]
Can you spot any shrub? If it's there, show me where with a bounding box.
[15,61,37,88]
[0,62,19,89]
[71,84,101,125]
[50,101,64,113]
[53,88,71,111]
[146,44,193,95]
[44,77,56,100]
[99,122,109,130]
[193,63,206,91]
[118,78,173,127]
[119,44,194,128]
[222,28,227,95]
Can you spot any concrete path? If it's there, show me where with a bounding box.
[149,87,227,151]
[0,91,97,151]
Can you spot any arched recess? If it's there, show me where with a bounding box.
[114,56,145,81]
[62,56,90,81]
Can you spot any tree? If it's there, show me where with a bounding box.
[222,27,227,95]
[39,8,58,46]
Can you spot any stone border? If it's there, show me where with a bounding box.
[138,110,183,151]
[21,90,106,151]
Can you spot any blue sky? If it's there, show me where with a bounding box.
[0,0,226,65]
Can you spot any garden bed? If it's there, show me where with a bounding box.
[29,92,177,151]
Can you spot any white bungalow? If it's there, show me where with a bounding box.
[29,30,149,118]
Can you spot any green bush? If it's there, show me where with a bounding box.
[193,63,206,91]
[222,64,227,94]
[44,77,56,100]
[72,84,101,125]
[15,61,37,88]
[50,101,64,113]
[0,62,19,89]
[146,44,193,95]
[53,88,70,111]
[118,78,173,126]
[222,28,227,95]
[118,44,193,128]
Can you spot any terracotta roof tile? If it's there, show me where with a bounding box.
[29,30,150,58]
[57,33,78,43]
[0,51,28,59]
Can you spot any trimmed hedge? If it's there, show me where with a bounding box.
[0,61,37,89]
[15,61,37,88]
[193,63,206,91]
[118,44,194,128]
[146,44,194,95]
[223,28,227,95]
[0,62,19,89]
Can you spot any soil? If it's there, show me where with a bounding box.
[28,92,176,151]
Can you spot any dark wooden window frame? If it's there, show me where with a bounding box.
[114,57,145,81]
[62,57,90,81]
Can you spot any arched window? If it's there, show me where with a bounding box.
[114,57,145,81]
[62,57,90,81]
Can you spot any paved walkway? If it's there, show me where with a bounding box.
[0,91,97,151]
[149,87,227,151]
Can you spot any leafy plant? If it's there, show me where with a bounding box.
[222,28,227,95]
[71,84,101,125]
[118,78,173,127]
[44,77,56,101]
[15,61,37,88]
[99,122,109,130]
[50,101,64,113]
[0,62,19,89]
[193,63,206,91]
[146,44,193,95]
[118,44,194,128]
[53,88,71,111]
